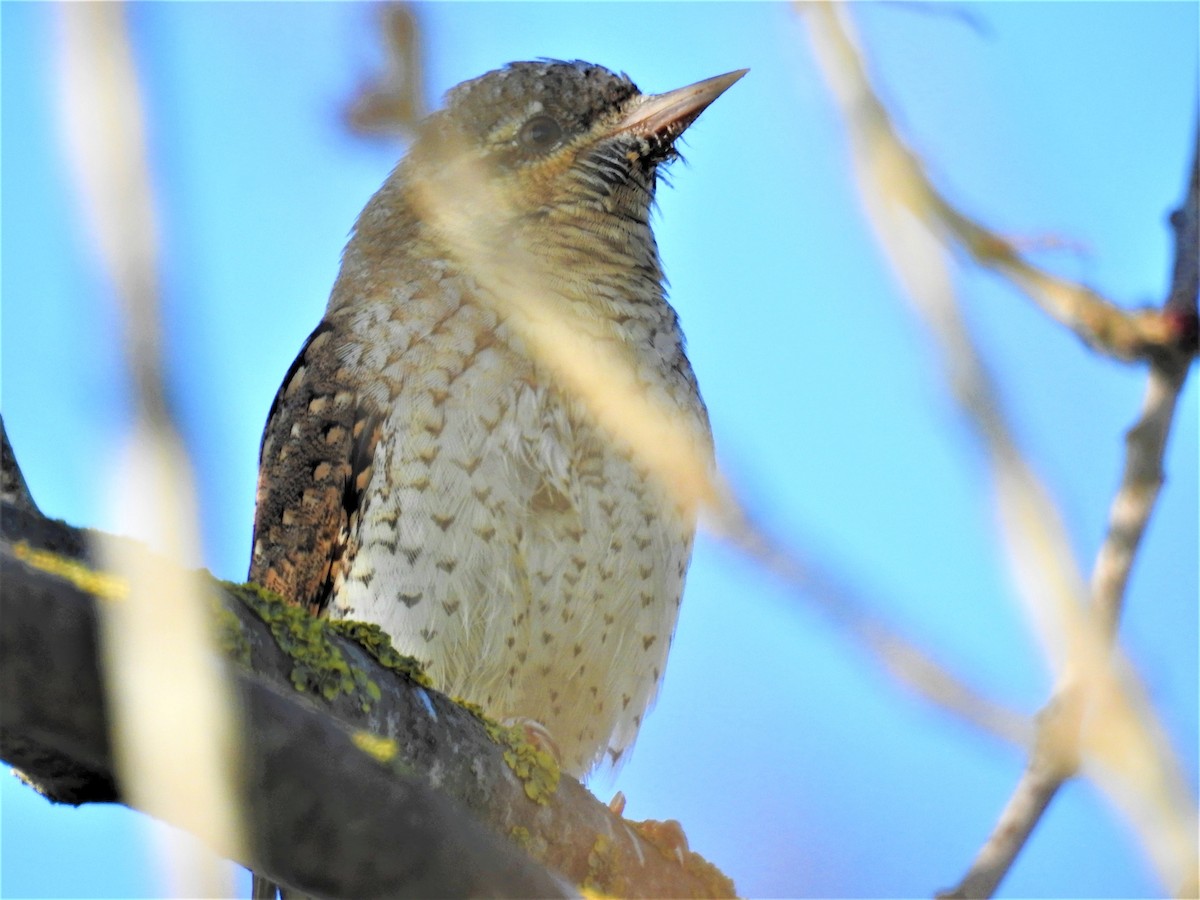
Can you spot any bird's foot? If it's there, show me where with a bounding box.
[632,818,690,865]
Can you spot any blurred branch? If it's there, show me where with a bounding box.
[805,0,1093,695]
[943,122,1200,900]
[728,525,1033,748]
[344,3,426,139]
[0,447,734,899]
[804,4,1198,897]
[55,4,244,893]
[797,2,1195,364]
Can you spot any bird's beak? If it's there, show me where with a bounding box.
[616,68,748,141]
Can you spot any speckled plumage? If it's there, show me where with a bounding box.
[250,60,742,776]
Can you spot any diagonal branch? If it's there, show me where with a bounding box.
[942,121,1200,900]
[797,1,1194,364]
[804,4,1199,897]
[0,538,572,899]
[0,485,735,899]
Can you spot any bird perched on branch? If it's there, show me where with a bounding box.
[250,60,743,786]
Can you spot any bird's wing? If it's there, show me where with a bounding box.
[249,321,382,614]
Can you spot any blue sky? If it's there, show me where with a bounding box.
[2,3,1196,898]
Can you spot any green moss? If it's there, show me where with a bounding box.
[225,583,560,803]
[451,695,496,733]
[209,598,252,667]
[328,619,433,688]
[451,695,487,719]
[222,581,380,713]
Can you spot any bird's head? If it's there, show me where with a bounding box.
[402,60,746,246]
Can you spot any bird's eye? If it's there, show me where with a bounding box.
[519,115,563,152]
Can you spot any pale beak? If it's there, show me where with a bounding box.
[616,69,748,142]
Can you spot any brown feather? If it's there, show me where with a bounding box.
[249,322,381,615]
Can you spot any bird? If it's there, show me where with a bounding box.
[249,60,743,790]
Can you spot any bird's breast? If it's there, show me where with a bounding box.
[330,283,707,775]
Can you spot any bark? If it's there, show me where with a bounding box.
[0,433,735,898]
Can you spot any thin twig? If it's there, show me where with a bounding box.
[946,124,1200,900]
[804,4,1199,896]
[724,523,1034,748]
[796,1,1190,364]
[878,1,995,40]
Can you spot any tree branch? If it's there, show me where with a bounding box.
[797,1,1195,364]
[939,115,1200,900]
[1,418,39,516]
[0,470,735,898]
[804,6,1199,896]
[1,536,570,898]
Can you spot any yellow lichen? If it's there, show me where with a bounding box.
[448,699,560,804]
[209,598,252,667]
[224,581,381,713]
[329,619,433,687]
[497,723,560,805]
[352,730,399,764]
[451,695,491,724]
[12,542,127,601]
[584,833,622,896]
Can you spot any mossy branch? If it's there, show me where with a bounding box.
[0,447,734,898]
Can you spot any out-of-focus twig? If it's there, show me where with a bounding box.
[344,3,425,139]
[55,4,246,896]
[882,1,994,39]
[801,2,1193,364]
[804,4,1198,897]
[947,125,1200,900]
[806,0,1090,686]
[938,201,1190,363]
